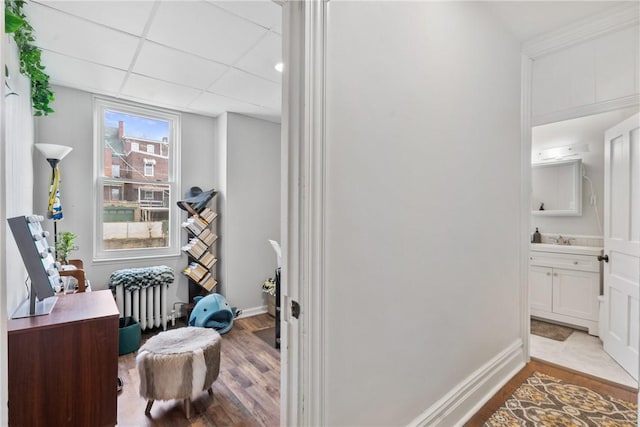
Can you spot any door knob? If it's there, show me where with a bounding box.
[597,254,609,263]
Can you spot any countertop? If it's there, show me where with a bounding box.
[530,243,603,256]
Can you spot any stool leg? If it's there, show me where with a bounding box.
[208,387,213,396]
[184,398,192,418]
[145,400,154,416]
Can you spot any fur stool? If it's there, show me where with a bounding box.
[136,326,221,418]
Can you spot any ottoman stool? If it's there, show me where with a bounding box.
[136,327,221,418]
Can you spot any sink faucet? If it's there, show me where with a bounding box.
[553,235,572,245]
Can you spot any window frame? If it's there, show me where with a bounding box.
[93,96,181,261]
[144,162,155,177]
[111,187,121,200]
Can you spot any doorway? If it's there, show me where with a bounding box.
[528,106,639,389]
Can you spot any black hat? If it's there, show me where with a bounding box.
[177,187,216,212]
[185,186,203,199]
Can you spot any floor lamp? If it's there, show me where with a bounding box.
[35,143,73,260]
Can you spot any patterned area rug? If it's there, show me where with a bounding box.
[483,371,637,426]
[531,319,575,341]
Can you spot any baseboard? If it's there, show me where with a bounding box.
[236,305,268,319]
[407,339,525,427]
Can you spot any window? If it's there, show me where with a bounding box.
[94,97,180,260]
[143,159,155,177]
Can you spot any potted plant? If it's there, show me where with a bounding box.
[56,231,78,264]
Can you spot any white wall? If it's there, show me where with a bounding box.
[214,113,227,297]
[531,107,639,237]
[33,85,217,310]
[2,35,36,426]
[4,39,35,314]
[323,2,522,425]
[2,31,33,427]
[220,112,281,312]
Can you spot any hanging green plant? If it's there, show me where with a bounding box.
[4,0,54,116]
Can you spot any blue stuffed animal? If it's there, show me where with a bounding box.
[189,293,236,334]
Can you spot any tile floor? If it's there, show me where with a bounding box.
[530,329,638,389]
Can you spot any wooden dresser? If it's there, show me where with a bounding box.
[8,290,119,427]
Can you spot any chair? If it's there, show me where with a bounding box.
[58,259,88,292]
[137,327,221,418]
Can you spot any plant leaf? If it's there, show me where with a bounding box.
[5,12,25,33]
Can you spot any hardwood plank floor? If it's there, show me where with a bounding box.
[465,358,638,426]
[116,314,280,427]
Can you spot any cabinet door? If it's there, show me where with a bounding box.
[552,268,600,321]
[530,266,553,312]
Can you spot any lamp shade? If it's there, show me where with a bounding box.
[35,143,73,160]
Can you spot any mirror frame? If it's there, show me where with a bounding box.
[531,158,582,216]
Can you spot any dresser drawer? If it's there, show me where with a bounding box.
[529,251,600,272]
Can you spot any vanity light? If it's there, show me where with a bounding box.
[274,62,284,73]
[536,143,589,161]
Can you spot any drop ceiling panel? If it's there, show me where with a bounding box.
[122,74,202,110]
[235,32,282,83]
[209,69,280,109]
[147,1,267,65]
[188,92,278,122]
[133,42,230,90]
[25,2,139,70]
[32,0,155,36]
[189,91,259,116]
[237,106,281,123]
[211,0,282,34]
[42,50,127,96]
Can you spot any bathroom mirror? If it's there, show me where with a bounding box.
[531,159,582,216]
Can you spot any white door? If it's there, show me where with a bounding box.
[602,113,640,381]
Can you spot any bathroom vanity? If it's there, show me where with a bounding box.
[529,243,603,336]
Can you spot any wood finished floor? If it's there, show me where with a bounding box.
[465,358,638,426]
[116,314,280,427]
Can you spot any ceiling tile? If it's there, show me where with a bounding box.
[31,0,155,36]
[147,1,267,65]
[189,91,258,116]
[208,69,281,109]
[41,50,127,95]
[235,32,282,83]
[188,92,280,122]
[210,0,282,34]
[241,108,281,124]
[133,42,230,90]
[122,74,202,109]
[25,2,139,70]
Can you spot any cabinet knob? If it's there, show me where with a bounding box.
[553,273,558,277]
[546,272,551,276]
[573,261,578,265]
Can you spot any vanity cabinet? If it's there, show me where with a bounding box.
[529,246,601,336]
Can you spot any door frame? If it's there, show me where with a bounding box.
[281,1,328,425]
[520,4,640,384]
[1,5,9,426]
